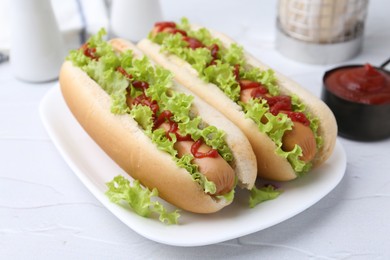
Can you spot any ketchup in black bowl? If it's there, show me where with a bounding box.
[322,63,390,141]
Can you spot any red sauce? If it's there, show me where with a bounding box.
[167,122,193,141]
[266,95,292,113]
[108,41,220,158]
[209,44,219,59]
[250,86,268,98]
[283,111,310,126]
[207,44,219,66]
[191,140,219,159]
[153,110,193,141]
[239,79,262,90]
[117,66,132,80]
[183,36,204,49]
[154,22,219,66]
[81,43,99,61]
[233,64,240,80]
[155,21,176,32]
[154,110,172,129]
[132,80,149,91]
[170,28,187,36]
[153,22,311,125]
[325,63,390,104]
[238,78,310,125]
[132,93,160,116]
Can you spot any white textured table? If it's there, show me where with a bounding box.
[1,0,390,259]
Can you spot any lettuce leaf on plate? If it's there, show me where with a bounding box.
[249,185,282,208]
[106,175,180,224]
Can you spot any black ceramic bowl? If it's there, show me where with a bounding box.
[322,65,390,141]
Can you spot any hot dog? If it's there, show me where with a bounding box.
[138,18,338,181]
[59,29,257,214]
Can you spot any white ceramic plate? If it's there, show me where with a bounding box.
[40,86,347,247]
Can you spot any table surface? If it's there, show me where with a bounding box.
[1,0,390,259]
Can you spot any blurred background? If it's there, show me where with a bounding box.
[1,0,387,67]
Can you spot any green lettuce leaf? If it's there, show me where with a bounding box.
[176,17,191,31]
[106,175,180,224]
[200,125,233,162]
[176,154,217,194]
[151,128,178,157]
[160,33,189,59]
[130,104,154,132]
[249,185,282,208]
[221,43,244,67]
[158,91,193,124]
[202,61,241,101]
[241,68,279,96]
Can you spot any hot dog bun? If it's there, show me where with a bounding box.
[138,22,337,181]
[59,38,257,213]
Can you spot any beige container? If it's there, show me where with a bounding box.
[276,0,369,64]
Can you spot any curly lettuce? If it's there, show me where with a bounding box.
[106,176,180,224]
[149,17,323,176]
[249,185,282,208]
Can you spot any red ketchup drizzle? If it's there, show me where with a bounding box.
[153,110,172,129]
[210,44,219,58]
[170,29,188,36]
[122,73,214,157]
[153,110,192,141]
[191,140,219,159]
[155,21,176,32]
[154,21,219,66]
[81,43,99,60]
[153,21,311,126]
[233,64,240,80]
[238,77,310,125]
[266,95,292,114]
[239,80,262,90]
[250,86,269,98]
[154,22,187,36]
[284,111,310,126]
[117,66,132,80]
[132,80,149,91]
[208,44,219,66]
[167,122,193,141]
[132,93,160,117]
[183,36,205,49]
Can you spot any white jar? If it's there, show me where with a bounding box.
[109,0,163,42]
[10,0,65,82]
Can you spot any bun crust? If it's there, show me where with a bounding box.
[59,40,257,213]
[137,26,337,181]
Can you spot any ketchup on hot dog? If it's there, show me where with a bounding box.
[238,74,310,126]
[152,22,310,126]
[118,66,219,159]
[152,21,316,162]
